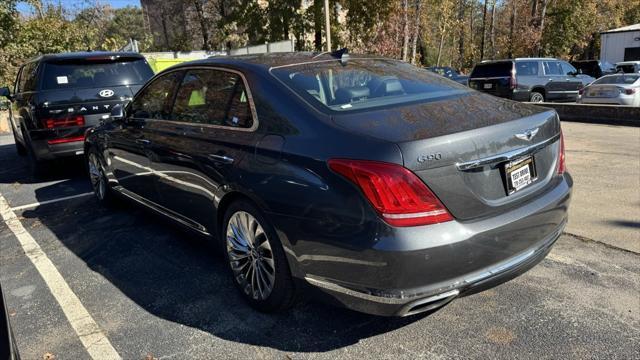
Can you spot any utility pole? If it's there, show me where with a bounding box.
[324,0,331,51]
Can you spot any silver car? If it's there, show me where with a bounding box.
[578,74,640,106]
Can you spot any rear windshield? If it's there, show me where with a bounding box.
[616,64,638,73]
[470,62,513,78]
[41,58,154,90]
[593,75,639,85]
[271,59,470,112]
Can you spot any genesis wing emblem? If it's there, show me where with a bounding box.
[515,128,539,141]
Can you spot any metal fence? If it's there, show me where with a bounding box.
[229,39,295,56]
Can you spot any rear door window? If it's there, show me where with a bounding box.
[170,69,253,128]
[515,61,539,76]
[470,62,513,78]
[17,62,38,92]
[560,62,577,75]
[129,71,183,120]
[41,58,154,90]
[543,61,563,75]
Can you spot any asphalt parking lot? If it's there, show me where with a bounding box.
[0,122,639,359]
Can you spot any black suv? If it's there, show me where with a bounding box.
[0,52,154,175]
[468,58,595,103]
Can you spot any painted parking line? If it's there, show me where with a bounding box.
[0,192,121,359]
[10,192,94,211]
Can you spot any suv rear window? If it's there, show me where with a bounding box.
[41,58,154,90]
[470,62,513,78]
[271,59,469,112]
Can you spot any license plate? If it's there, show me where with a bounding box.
[483,83,493,89]
[504,156,537,194]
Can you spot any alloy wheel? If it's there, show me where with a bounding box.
[226,211,275,301]
[530,92,544,103]
[88,153,106,200]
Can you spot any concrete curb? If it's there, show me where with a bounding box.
[525,102,640,127]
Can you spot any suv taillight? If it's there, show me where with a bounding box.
[42,115,85,129]
[510,66,517,90]
[328,159,453,227]
[557,130,566,175]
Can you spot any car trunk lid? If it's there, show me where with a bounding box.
[332,92,561,220]
[36,86,139,127]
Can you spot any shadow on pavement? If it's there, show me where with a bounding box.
[3,136,429,352]
[606,220,640,229]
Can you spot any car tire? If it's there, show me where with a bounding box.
[23,131,49,178]
[529,91,545,103]
[12,130,26,156]
[87,148,116,206]
[222,200,296,313]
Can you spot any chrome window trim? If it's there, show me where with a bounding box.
[130,66,259,133]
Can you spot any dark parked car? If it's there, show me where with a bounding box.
[0,52,154,176]
[425,66,469,85]
[468,58,595,102]
[570,59,615,79]
[85,52,572,316]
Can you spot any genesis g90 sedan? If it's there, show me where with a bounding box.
[85,51,572,316]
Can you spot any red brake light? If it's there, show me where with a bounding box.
[43,115,85,129]
[624,88,636,95]
[578,88,584,95]
[557,130,566,175]
[328,159,453,227]
[47,135,85,145]
[510,67,517,90]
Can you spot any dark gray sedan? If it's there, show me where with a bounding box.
[84,51,572,316]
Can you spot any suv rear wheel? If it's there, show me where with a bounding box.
[222,200,296,313]
[12,130,26,156]
[23,130,50,177]
[529,91,545,103]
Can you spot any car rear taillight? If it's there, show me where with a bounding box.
[328,159,453,227]
[578,88,584,96]
[557,131,566,175]
[624,88,636,95]
[47,135,85,145]
[42,115,85,129]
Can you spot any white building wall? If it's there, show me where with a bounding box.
[600,30,640,64]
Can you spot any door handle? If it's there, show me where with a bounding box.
[136,139,151,145]
[208,154,234,164]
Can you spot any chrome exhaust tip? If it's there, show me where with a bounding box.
[398,289,459,317]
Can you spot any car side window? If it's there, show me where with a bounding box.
[14,66,23,93]
[560,62,577,75]
[20,62,38,92]
[516,61,539,76]
[543,61,563,76]
[171,69,253,128]
[129,71,182,120]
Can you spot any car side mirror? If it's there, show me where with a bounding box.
[0,87,11,100]
[110,104,125,122]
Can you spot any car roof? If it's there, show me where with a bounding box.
[478,58,558,64]
[28,51,145,64]
[165,52,386,72]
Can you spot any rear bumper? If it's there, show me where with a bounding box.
[27,127,88,160]
[579,97,637,106]
[306,221,562,316]
[278,173,572,316]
